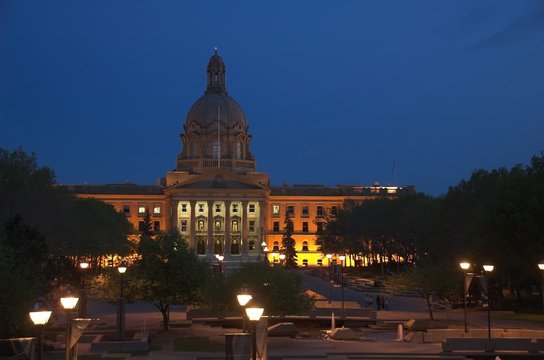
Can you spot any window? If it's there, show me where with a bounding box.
[123,205,130,216]
[181,220,187,232]
[198,220,205,231]
[138,221,145,231]
[153,221,160,231]
[317,206,324,217]
[287,205,294,216]
[198,204,204,213]
[212,139,221,159]
[272,205,280,216]
[317,259,323,266]
[232,220,239,232]
[302,222,309,233]
[232,203,238,213]
[302,259,308,267]
[138,206,147,215]
[231,238,240,254]
[273,241,279,251]
[249,220,255,232]
[236,142,242,159]
[273,221,280,232]
[181,203,188,213]
[331,206,338,215]
[215,204,221,213]
[249,204,255,213]
[153,205,161,215]
[302,241,309,251]
[214,220,221,231]
[302,206,309,217]
[249,240,255,251]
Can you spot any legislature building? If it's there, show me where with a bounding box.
[68,51,414,269]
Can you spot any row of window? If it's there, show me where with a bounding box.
[180,202,257,214]
[270,240,310,252]
[181,219,260,233]
[138,221,161,232]
[272,221,310,233]
[269,258,330,267]
[122,204,161,217]
[271,204,337,217]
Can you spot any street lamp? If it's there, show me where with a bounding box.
[216,254,225,273]
[270,252,277,266]
[279,253,286,267]
[538,261,544,312]
[117,265,127,341]
[339,255,346,310]
[245,302,264,360]
[79,261,89,318]
[237,289,253,333]
[60,286,79,360]
[483,262,494,341]
[459,261,471,333]
[29,298,52,360]
[326,254,333,304]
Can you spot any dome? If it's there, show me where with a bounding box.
[184,93,248,136]
[176,50,255,175]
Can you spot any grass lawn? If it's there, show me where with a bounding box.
[173,337,224,352]
[494,312,544,324]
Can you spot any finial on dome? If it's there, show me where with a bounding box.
[214,46,218,55]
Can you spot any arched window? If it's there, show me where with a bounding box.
[231,238,240,255]
[236,142,242,159]
[197,239,206,255]
[214,238,223,254]
[212,139,220,159]
[249,240,255,251]
[273,241,279,251]
[302,241,309,251]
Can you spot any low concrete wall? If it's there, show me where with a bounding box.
[90,334,150,353]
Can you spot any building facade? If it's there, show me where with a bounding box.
[68,51,414,269]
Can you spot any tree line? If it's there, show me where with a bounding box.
[317,152,544,313]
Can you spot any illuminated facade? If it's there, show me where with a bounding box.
[68,51,414,268]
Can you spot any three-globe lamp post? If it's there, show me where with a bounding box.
[79,261,89,318]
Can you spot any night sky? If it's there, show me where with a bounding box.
[1,1,543,195]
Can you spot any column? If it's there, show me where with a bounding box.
[242,200,248,256]
[190,200,196,249]
[207,200,214,257]
[224,200,231,255]
[258,200,266,247]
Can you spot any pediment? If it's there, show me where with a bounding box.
[170,169,269,191]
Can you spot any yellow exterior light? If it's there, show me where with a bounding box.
[459,261,470,270]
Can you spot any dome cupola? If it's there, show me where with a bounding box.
[176,50,255,174]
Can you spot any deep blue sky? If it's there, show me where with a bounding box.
[1,1,543,195]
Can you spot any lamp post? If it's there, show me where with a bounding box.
[483,262,494,341]
[326,254,333,304]
[117,265,127,341]
[459,261,471,333]
[279,253,286,267]
[245,302,264,360]
[339,255,346,310]
[236,289,252,333]
[60,286,79,360]
[29,299,52,360]
[270,252,277,266]
[79,261,89,318]
[538,261,544,312]
[216,254,224,273]
[263,246,269,264]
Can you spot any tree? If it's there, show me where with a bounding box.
[387,260,460,320]
[281,210,297,268]
[0,215,51,337]
[199,262,315,316]
[134,231,210,331]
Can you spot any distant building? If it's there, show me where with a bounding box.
[68,51,414,269]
